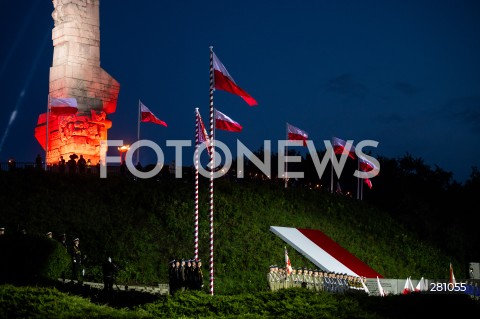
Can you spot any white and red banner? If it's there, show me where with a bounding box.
[212,52,258,106]
[287,123,308,146]
[140,101,167,127]
[270,226,383,278]
[215,109,243,132]
[332,137,356,159]
[49,97,78,115]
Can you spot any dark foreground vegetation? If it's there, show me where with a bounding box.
[1,284,479,319]
[0,153,479,317]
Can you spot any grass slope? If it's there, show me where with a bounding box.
[0,170,451,294]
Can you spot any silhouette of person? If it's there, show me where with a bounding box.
[67,154,77,174]
[77,155,87,174]
[58,156,66,173]
[35,154,43,170]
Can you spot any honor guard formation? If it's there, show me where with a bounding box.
[267,265,367,294]
[168,258,204,295]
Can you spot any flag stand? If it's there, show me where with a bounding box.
[136,100,141,166]
[44,94,50,170]
[330,139,334,193]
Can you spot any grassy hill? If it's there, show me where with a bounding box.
[0,169,456,294]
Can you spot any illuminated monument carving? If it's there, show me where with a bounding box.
[35,0,120,166]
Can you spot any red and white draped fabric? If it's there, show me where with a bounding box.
[285,247,293,275]
[140,101,167,127]
[212,52,258,106]
[332,137,356,159]
[215,109,243,132]
[287,123,308,146]
[270,226,384,278]
[49,97,78,115]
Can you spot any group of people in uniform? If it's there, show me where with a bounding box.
[267,265,368,294]
[168,258,204,295]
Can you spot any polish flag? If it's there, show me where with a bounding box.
[402,277,411,295]
[284,247,293,276]
[287,123,308,146]
[140,101,167,127]
[358,157,378,172]
[415,277,426,292]
[449,262,456,285]
[215,109,243,132]
[377,276,385,297]
[332,137,356,159]
[196,109,211,155]
[364,178,373,189]
[212,52,258,106]
[49,97,78,115]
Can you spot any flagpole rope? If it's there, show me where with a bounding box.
[194,108,200,262]
[208,46,215,296]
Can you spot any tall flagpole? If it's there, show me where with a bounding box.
[356,160,360,200]
[330,143,334,193]
[194,108,200,261]
[284,123,288,188]
[45,94,50,171]
[208,46,215,296]
[137,100,141,166]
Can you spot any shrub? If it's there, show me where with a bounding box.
[0,234,70,284]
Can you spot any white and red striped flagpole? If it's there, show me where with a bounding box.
[194,108,200,261]
[208,46,215,295]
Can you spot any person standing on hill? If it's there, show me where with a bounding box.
[102,257,118,294]
[35,154,43,170]
[193,259,204,291]
[168,259,177,295]
[77,155,87,174]
[71,238,83,283]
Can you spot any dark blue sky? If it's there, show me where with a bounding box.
[1,0,479,183]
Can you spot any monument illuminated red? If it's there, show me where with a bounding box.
[35,0,120,166]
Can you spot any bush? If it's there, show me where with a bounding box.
[0,234,70,284]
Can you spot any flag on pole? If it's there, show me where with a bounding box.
[287,123,308,146]
[364,178,373,189]
[332,137,356,159]
[336,181,343,194]
[377,276,385,297]
[284,247,293,276]
[449,262,456,285]
[415,277,426,292]
[215,109,243,132]
[402,277,411,295]
[358,157,378,172]
[212,52,258,106]
[140,101,167,127]
[49,97,78,115]
[196,109,211,155]
[361,278,370,294]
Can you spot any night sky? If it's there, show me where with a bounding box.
[1,0,479,183]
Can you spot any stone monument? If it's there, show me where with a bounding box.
[35,0,120,166]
